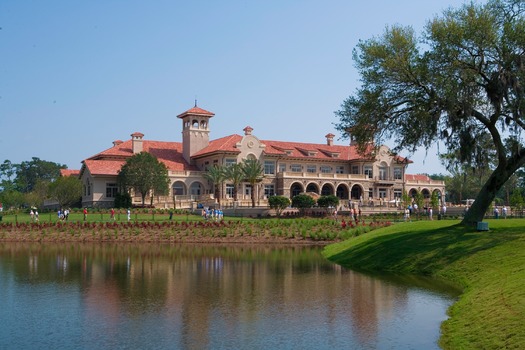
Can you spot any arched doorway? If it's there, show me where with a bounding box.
[172,181,186,196]
[190,182,203,196]
[409,188,418,198]
[351,184,363,200]
[336,184,349,199]
[290,182,303,197]
[321,184,334,196]
[433,189,443,203]
[306,183,319,194]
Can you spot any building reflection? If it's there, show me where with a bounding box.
[0,243,420,348]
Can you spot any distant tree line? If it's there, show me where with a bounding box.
[0,157,81,211]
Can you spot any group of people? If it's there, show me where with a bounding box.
[493,206,508,219]
[201,207,224,221]
[29,209,39,222]
[404,204,447,221]
[333,206,361,222]
[57,208,71,221]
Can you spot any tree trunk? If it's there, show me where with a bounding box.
[215,186,221,208]
[251,183,256,208]
[462,156,525,226]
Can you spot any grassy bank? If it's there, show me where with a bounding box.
[322,219,525,349]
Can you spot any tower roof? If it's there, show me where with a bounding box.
[177,106,215,119]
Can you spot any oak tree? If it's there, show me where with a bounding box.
[117,152,170,207]
[335,0,525,226]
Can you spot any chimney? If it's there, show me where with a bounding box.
[131,132,144,154]
[243,126,253,135]
[113,140,123,147]
[325,133,335,146]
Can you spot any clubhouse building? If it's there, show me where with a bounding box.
[76,105,445,209]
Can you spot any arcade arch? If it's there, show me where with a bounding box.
[189,182,204,196]
[351,184,364,200]
[172,181,186,196]
[336,184,349,199]
[433,189,443,202]
[321,183,334,196]
[290,182,304,197]
[306,183,320,194]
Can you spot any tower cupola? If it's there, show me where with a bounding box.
[177,103,215,164]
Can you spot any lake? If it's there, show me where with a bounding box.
[0,243,459,349]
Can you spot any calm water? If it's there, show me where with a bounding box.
[0,243,459,350]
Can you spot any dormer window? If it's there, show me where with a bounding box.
[308,151,318,157]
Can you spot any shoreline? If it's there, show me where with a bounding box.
[0,233,331,245]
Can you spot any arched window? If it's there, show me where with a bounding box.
[291,183,303,197]
[190,182,202,196]
[172,181,186,196]
[306,183,319,194]
[321,184,334,196]
[336,184,349,199]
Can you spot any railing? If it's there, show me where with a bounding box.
[405,179,445,186]
[372,176,403,183]
[169,170,204,177]
[278,172,367,180]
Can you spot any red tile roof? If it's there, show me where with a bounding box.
[261,139,361,161]
[83,139,198,176]
[191,134,243,158]
[192,135,382,161]
[177,106,215,118]
[405,174,431,181]
[60,169,80,177]
[83,159,126,176]
[82,132,413,177]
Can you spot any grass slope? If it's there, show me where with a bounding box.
[323,219,525,349]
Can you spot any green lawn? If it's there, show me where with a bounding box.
[0,211,201,223]
[323,219,525,349]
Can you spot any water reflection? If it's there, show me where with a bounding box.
[0,243,458,349]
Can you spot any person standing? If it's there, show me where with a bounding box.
[83,208,88,221]
[30,210,34,222]
[428,207,433,220]
[110,208,115,221]
[127,208,131,222]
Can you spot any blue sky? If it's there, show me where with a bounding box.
[1,0,475,174]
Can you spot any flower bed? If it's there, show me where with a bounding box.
[0,219,392,244]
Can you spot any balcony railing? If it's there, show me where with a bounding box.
[278,172,367,180]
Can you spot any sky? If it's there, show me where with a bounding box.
[1,0,477,175]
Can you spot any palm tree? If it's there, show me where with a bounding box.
[224,163,244,201]
[242,159,264,208]
[202,165,226,207]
